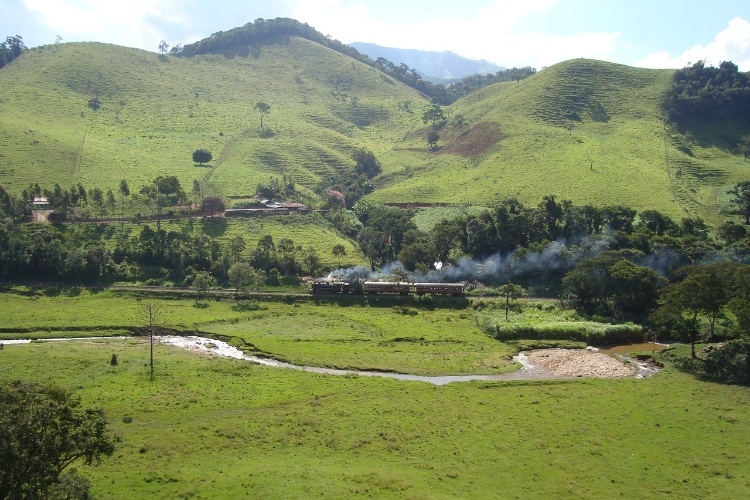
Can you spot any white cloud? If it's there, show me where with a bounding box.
[636,17,750,70]
[290,0,618,68]
[22,0,187,50]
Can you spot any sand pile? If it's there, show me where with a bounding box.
[526,349,637,378]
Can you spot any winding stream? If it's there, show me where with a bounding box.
[2,336,659,385]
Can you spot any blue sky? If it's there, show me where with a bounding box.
[2,0,750,70]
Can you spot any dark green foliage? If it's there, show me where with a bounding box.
[488,321,644,346]
[256,175,295,200]
[0,380,116,499]
[354,202,417,268]
[254,102,271,129]
[192,149,213,165]
[651,263,748,358]
[0,184,23,220]
[562,251,660,321]
[0,35,26,70]
[665,60,750,124]
[728,180,750,225]
[353,148,381,178]
[703,339,750,385]
[445,67,537,101]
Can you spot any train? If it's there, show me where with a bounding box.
[311,280,465,297]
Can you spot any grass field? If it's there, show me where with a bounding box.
[2,290,750,497]
[2,333,749,498]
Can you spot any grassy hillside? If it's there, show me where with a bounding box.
[0,39,425,197]
[372,59,750,224]
[3,44,749,227]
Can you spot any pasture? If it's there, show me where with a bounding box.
[1,289,750,498]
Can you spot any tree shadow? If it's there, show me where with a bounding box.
[201,218,227,237]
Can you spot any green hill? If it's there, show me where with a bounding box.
[1,39,749,226]
[0,39,425,198]
[372,59,750,224]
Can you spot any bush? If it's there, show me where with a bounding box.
[703,339,750,385]
[487,320,644,346]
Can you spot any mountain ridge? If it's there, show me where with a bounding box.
[349,42,504,83]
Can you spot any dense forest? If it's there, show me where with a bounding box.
[664,60,750,124]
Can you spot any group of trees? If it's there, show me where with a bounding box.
[18,176,189,225]
[665,60,750,123]
[0,210,324,288]
[651,262,750,357]
[317,148,381,209]
[0,35,26,69]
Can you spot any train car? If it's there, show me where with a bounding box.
[413,283,465,297]
[311,280,363,295]
[312,280,464,297]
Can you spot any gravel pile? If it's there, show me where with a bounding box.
[526,349,637,378]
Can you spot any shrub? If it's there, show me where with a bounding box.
[488,321,644,346]
[703,339,750,385]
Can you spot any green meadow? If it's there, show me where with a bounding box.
[1,290,750,497]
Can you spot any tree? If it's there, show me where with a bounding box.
[562,252,659,321]
[136,302,166,381]
[0,380,116,499]
[422,103,446,129]
[229,235,246,262]
[105,188,116,216]
[652,264,732,358]
[728,181,750,225]
[158,40,169,56]
[254,102,271,129]
[353,148,381,178]
[453,114,467,133]
[427,130,440,151]
[332,244,347,268]
[192,272,211,302]
[192,149,213,165]
[739,135,750,161]
[228,262,260,297]
[119,179,130,224]
[499,283,527,321]
[140,176,185,231]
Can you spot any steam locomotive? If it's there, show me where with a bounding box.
[311,280,465,297]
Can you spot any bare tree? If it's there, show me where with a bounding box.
[136,302,167,382]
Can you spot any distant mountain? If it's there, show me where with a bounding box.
[349,42,504,83]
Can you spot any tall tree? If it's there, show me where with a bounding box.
[136,302,167,381]
[332,244,347,268]
[119,179,130,225]
[254,102,271,129]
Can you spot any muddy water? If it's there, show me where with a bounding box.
[3,336,659,385]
